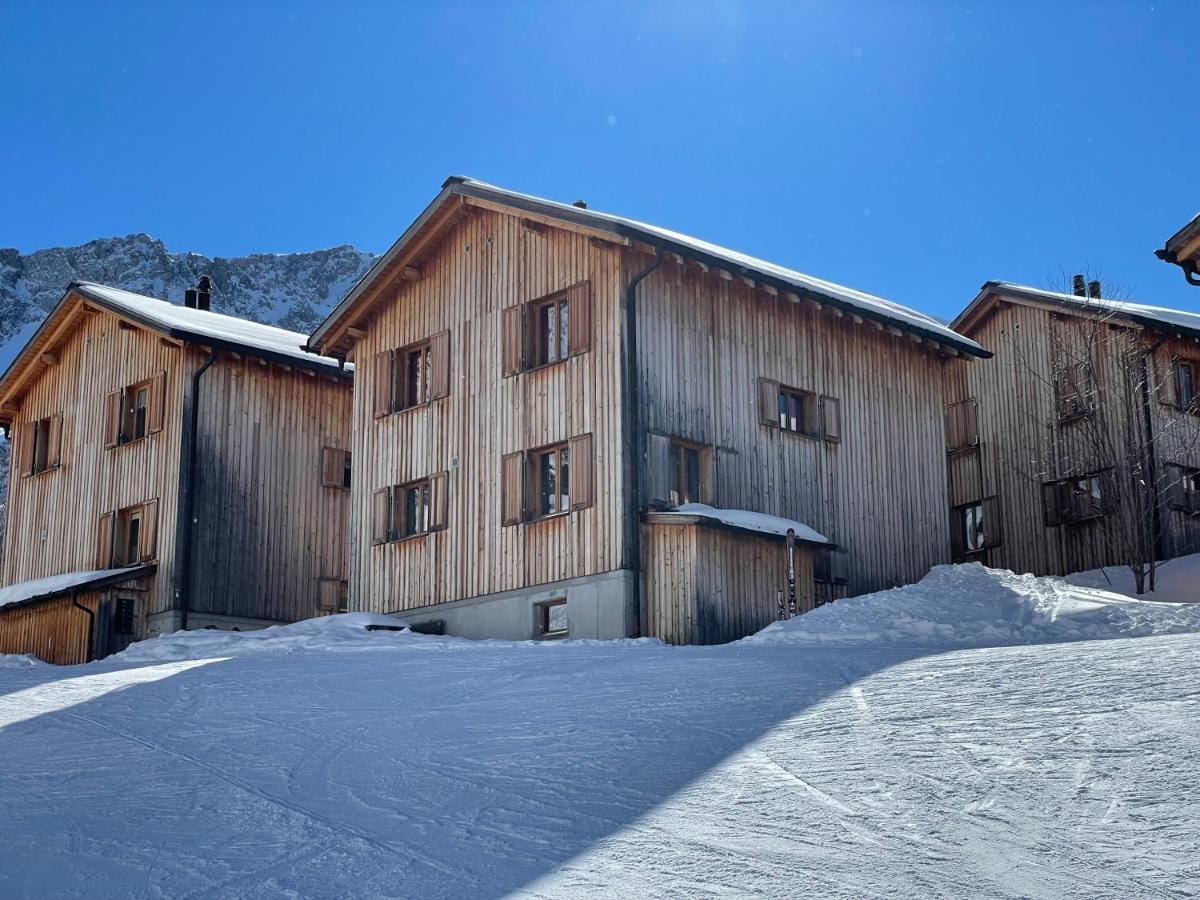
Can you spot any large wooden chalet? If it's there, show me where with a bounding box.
[0,281,352,663]
[307,177,989,644]
[945,279,1200,578]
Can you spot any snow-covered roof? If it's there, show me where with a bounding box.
[71,282,347,371]
[0,566,155,613]
[312,177,987,358]
[958,280,1200,339]
[1162,212,1200,256]
[647,503,831,546]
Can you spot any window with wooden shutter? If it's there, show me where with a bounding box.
[646,432,672,508]
[392,478,432,539]
[429,330,450,400]
[568,433,594,510]
[373,350,393,418]
[148,371,166,433]
[321,447,351,488]
[566,281,592,356]
[429,471,449,530]
[1043,470,1114,526]
[1042,480,1064,527]
[1165,463,1200,516]
[371,487,391,544]
[758,378,780,427]
[97,511,116,568]
[501,451,525,525]
[952,496,1002,558]
[502,305,524,377]
[104,389,122,448]
[821,395,841,443]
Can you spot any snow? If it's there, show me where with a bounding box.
[989,280,1200,337]
[1,566,1198,897]
[72,281,346,369]
[656,502,830,545]
[451,178,984,355]
[0,566,147,612]
[1065,554,1200,604]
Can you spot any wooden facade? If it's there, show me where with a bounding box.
[945,284,1200,578]
[0,284,352,662]
[309,178,986,644]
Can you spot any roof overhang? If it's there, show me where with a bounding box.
[642,510,837,549]
[0,565,157,614]
[1156,213,1200,286]
[308,177,990,360]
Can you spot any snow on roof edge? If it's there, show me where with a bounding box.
[0,566,154,612]
[650,503,831,546]
[980,280,1200,337]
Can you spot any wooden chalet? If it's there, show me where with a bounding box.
[0,281,352,663]
[307,177,989,644]
[945,280,1200,578]
[1156,213,1200,286]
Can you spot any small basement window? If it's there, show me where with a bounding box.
[535,599,568,639]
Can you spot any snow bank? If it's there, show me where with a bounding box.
[747,563,1200,648]
[0,653,42,669]
[116,613,414,663]
[1066,554,1200,604]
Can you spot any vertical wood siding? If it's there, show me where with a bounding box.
[348,209,626,613]
[0,593,100,665]
[633,256,959,597]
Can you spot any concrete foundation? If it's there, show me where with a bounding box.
[146,609,288,639]
[386,568,637,641]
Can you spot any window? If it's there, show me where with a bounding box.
[105,373,165,448]
[21,413,62,477]
[534,443,570,517]
[1055,361,1095,422]
[373,331,449,418]
[321,447,352,489]
[814,548,849,585]
[502,281,592,376]
[1042,471,1116,526]
[1165,464,1200,516]
[371,473,448,544]
[535,599,568,639]
[669,440,702,506]
[1178,361,1197,412]
[500,434,594,526]
[318,580,349,615]
[951,497,1002,558]
[98,500,158,568]
[759,378,840,442]
[114,597,135,636]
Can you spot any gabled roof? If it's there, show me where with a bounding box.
[1157,213,1200,284]
[1,281,348,425]
[953,280,1200,341]
[0,565,156,613]
[309,177,987,359]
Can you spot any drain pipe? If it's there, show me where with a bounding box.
[623,246,665,637]
[71,589,95,663]
[1138,336,1168,564]
[177,348,217,632]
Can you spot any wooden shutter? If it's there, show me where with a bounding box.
[19,423,34,477]
[1099,470,1120,515]
[501,451,525,526]
[502,305,525,377]
[981,496,1002,549]
[646,432,672,507]
[1165,464,1186,511]
[140,499,159,561]
[321,447,344,487]
[949,508,966,559]
[1042,481,1063,527]
[97,511,116,568]
[821,395,841,443]
[48,412,63,468]
[566,280,592,356]
[948,452,983,507]
[430,330,450,400]
[148,371,166,434]
[758,378,780,427]
[430,471,449,530]
[569,433,594,510]
[373,351,393,418]
[371,487,391,544]
[318,579,340,614]
[1157,357,1179,407]
[945,399,977,451]
[104,389,123,448]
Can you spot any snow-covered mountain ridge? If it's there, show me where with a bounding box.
[0,233,376,373]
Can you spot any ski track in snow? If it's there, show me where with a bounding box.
[0,631,1196,899]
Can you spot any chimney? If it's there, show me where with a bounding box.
[1072,274,1086,297]
[1087,279,1102,299]
[184,288,198,309]
[572,200,588,209]
[196,275,212,312]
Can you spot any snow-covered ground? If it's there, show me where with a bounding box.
[1,565,1198,898]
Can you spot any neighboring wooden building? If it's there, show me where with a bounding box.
[308,177,988,644]
[0,281,352,662]
[945,279,1200,579]
[1156,213,1200,286]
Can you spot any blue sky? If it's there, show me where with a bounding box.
[1,0,1197,321]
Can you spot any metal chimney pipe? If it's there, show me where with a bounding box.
[184,288,198,309]
[197,275,212,312]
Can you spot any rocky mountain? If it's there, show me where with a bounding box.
[0,235,377,563]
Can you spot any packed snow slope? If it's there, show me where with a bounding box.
[0,565,1197,899]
